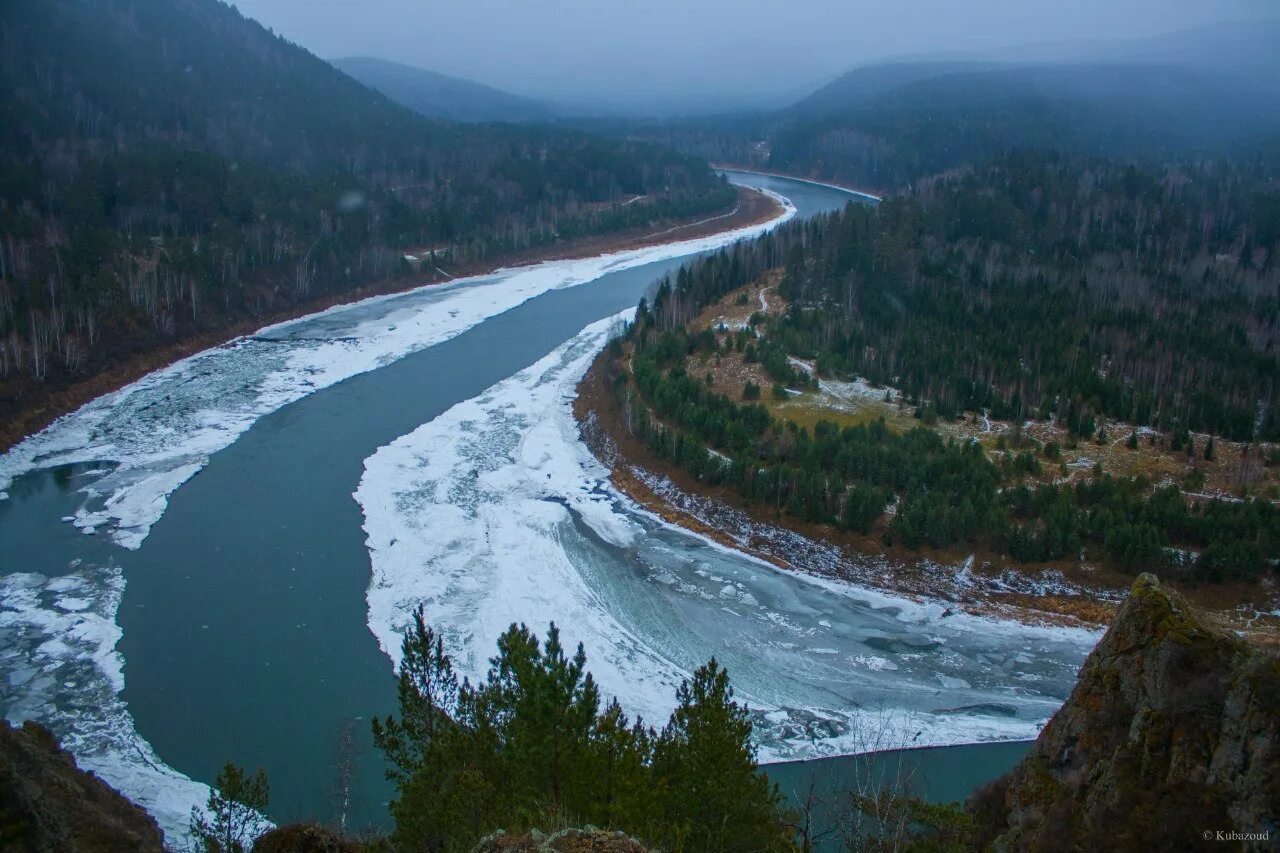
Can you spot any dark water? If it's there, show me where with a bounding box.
[766,741,1030,849]
[1,171,877,830]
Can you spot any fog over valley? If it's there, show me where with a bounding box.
[236,0,1277,113]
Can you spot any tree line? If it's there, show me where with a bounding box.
[611,320,1280,583]
[0,0,734,412]
[635,152,1280,442]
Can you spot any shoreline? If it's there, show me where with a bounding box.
[759,736,1034,769]
[712,163,886,202]
[0,186,781,455]
[574,346,1280,641]
[573,355,1113,632]
[0,191,800,844]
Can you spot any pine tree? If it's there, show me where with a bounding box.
[652,660,792,852]
[479,623,601,809]
[188,763,271,853]
[372,606,465,851]
[372,605,459,783]
[587,700,659,835]
[1204,436,1216,461]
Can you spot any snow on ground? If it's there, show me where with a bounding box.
[357,314,1099,766]
[818,376,901,407]
[0,190,795,552]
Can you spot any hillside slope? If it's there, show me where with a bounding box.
[591,20,1280,193]
[332,56,553,123]
[0,720,165,852]
[0,0,732,444]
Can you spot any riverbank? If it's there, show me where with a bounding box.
[575,360,1101,630]
[713,164,886,203]
[0,183,801,843]
[574,343,1280,641]
[0,186,780,454]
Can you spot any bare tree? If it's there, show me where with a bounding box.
[329,717,359,837]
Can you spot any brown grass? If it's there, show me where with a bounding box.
[574,270,1280,638]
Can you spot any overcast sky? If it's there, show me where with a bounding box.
[233,0,1277,112]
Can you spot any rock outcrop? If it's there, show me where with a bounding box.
[0,719,165,852]
[251,822,366,852]
[472,827,650,853]
[970,573,1279,851]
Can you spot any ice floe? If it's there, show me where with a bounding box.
[357,313,1099,767]
[0,190,795,552]
[0,190,795,841]
[0,568,210,846]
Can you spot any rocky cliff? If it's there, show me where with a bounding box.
[0,719,165,852]
[969,573,1279,851]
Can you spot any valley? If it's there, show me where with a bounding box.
[1,1,1278,850]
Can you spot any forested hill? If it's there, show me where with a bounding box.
[651,152,1280,441]
[0,0,733,435]
[608,153,1280,583]
[765,63,1280,189]
[331,57,554,123]
[583,20,1280,193]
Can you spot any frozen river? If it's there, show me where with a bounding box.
[0,172,1094,842]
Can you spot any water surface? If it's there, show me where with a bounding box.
[0,173,1084,835]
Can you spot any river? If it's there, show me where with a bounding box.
[0,172,1093,842]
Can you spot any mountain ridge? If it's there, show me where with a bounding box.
[331,56,555,123]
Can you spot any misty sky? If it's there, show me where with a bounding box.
[234,0,1277,112]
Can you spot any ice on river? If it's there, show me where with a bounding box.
[0,568,209,845]
[357,313,1098,763]
[0,193,793,843]
[0,190,794,551]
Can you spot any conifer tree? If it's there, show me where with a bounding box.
[652,659,793,852]
[189,763,270,853]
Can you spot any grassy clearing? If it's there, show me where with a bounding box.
[685,274,1280,504]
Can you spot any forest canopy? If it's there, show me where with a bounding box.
[609,152,1280,583]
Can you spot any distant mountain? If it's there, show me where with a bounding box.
[787,60,1006,117]
[1083,17,1280,72]
[706,19,1280,191]
[788,17,1280,117]
[766,60,1280,189]
[332,56,553,123]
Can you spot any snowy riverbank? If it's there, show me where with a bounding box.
[0,192,795,844]
[356,312,1098,766]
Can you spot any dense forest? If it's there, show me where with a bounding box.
[0,0,733,422]
[642,153,1280,440]
[605,152,1280,583]
[612,326,1280,583]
